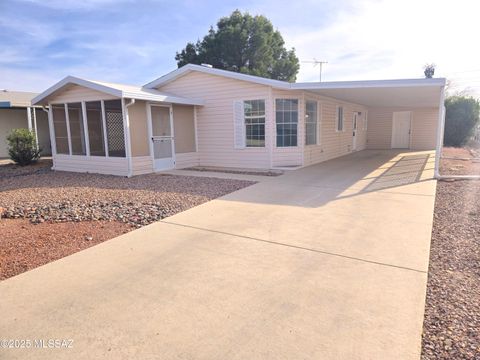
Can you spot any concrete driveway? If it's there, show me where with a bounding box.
[0,150,436,360]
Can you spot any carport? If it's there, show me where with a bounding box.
[293,78,446,177]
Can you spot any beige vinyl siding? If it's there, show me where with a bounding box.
[367,107,438,150]
[157,71,271,169]
[175,152,200,169]
[172,104,196,154]
[128,100,149,157]
[131,156,153,175]
[0,108,51,158]
[411,108,438,150]
[302,92,368,166]
[48,85,117,104]
[53,154,128,176]
[0,108,28,157]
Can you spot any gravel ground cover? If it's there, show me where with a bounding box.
[0,219,132,280]
[186,166,283,176]
[0,170,255,227]
[422,178,480,359]
[0,159,52,178]
[0,165,255,279]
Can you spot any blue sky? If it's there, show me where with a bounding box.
[1,0,480,94]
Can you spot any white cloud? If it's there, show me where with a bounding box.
[281,0,480,91]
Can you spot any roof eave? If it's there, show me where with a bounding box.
[122,91,204,105]
[32,76,123,105]
[144,64,291,90]
[292,78,446,91]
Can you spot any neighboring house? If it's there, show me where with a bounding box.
[32,64,446,176]
[0,90,51,158]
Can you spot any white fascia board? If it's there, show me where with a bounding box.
[292,78,446,90]
[144,63,291,90]
[121,90,204,105]
[31,76,123,105]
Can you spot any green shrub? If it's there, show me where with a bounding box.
[7,128,41,166]
[444,96,480,147]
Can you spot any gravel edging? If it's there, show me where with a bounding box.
[421,179,480,359]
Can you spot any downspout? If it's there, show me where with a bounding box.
[122,98,135,177]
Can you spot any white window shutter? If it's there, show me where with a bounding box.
[233,100,246,149]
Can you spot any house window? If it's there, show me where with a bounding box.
[305,100,318,145]
[244,100,265,147]
[336,106,344,132]
[276,99,298,147]
[52,104,69,154]
[66,102,86,155]
[103,100,125,157]
[86,101,106,156]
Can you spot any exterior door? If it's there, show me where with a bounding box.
[391,111,411,148]
[352,112,358,150]
[150,105,175,170]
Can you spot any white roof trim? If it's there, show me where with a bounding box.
[32,76,204,106]
[144,63,446,92]
[144,63,292,90]
[292,78,446,90]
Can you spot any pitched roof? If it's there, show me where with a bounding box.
[0,90,39,108]
[32,76,204,106]
[143,63,446,93]
[144,63,292,90]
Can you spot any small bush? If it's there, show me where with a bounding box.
[444,96,480,147]
[7,128,41,166]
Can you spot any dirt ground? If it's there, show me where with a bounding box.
[0,162,255,280]
[0,219,132,280]
[440,147,480,176]
[422,177,480,359]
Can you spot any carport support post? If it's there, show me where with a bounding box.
[434,86,446,179]
[27,107,32,130]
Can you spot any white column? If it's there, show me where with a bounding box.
[81,102,90,156]
[47,105,57,157]
[64,103,72,155]
[101,100,109,157]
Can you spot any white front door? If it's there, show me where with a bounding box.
[150,105,175,171]
[391,111,411,148]
[352,112,358,150]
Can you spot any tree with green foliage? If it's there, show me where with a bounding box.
[175,10,300,82]
[7,128,41,166]
[444,96,480,147]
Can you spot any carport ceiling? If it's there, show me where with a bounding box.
[293,78,445,108]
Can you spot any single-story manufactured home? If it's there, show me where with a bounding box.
[0,90,51,158]
[32,64,446,176]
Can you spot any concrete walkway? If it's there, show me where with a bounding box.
[0,150,436,359]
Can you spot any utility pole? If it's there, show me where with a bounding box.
[302,59,328,82]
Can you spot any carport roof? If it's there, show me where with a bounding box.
[32,76,204,106]
[292,78,446,108]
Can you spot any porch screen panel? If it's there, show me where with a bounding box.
[52,104,69,154]
[86,101,105,156]
[67,102,86,155]
[104,100,125,157]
